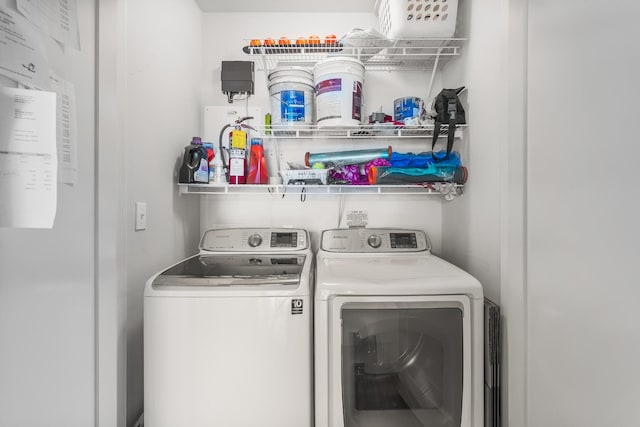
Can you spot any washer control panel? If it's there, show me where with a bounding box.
[321,228,430,253]
[200,228,308,252]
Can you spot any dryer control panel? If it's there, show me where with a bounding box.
[200,228,309,252]
[321,228,430,253]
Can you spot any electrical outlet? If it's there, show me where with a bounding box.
[135,202,147,231]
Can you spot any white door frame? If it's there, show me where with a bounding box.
[96,0,128,426]
[500,0,528,426]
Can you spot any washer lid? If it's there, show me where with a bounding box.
[315,251,482,300]
[152,254,306,287]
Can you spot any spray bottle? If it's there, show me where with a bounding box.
[211,148,226,184]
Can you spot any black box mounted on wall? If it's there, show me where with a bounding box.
[221,61,254,103]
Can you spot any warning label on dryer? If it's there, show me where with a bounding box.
[291,299,303,315]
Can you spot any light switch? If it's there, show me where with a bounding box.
[135,202,147,231]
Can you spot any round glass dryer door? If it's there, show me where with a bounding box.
[339,298,467,427]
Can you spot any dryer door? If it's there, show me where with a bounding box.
[328,295,472,427]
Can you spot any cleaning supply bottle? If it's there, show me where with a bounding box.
[203,142,215,181]
[247,138,268,184]
[179,136,209,184]
[211,150,226,184]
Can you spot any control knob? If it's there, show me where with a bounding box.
[367,234,382,248]
[247,234,263,247]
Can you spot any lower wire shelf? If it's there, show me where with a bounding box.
[178,183,463,199]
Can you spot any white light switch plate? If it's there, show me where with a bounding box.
[135,202,147,231]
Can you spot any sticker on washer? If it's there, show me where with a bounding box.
[291,299,303,315]
[346,210,368,228]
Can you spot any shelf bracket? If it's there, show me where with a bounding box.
[259,50,269,74]
[427,47,443,101]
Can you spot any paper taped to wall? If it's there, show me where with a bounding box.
[0,5,49,89]
[0,87,57,228]
[49,72,78,184]
[16,0,81,50]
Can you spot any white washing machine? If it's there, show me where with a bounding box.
[315,228,484,427]
[144,228,313,427]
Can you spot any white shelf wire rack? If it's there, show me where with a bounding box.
[252,123,466,139]
[178,183,464,200]
[243,38,465,71]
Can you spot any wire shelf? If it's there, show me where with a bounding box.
[179,183,464,199]
[243,38,465,71]
[250,123,465,139]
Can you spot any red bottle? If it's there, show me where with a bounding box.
[247,138,268,184]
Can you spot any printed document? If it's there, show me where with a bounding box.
[16,0,81,50]
[0,5,49,89]
[0,87,57,228]
[49,72,77,184]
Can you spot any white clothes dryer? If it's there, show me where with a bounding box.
[144,228,313,427]
[314,228,483,427]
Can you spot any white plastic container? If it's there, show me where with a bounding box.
[268,66,315,127]
[313,57,365,128]
[280,169,329,185]
[375,0,459,38]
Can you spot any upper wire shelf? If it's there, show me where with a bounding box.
[243,38,465,71]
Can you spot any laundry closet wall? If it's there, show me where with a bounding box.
[439,0,515,420]
[123,0,204,425]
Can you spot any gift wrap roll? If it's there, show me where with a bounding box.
[305,146,392,167]
[368,165,468,185]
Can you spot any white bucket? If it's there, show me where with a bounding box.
[267,66,314,127]
[313,57,365,128]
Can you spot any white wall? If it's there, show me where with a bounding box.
[199,12,448,253]
[0,1,96,426]
[526,1,640,426]
[440,0,506,304]
[200,195,444,252]
[124,0,203,425]
[440,1,523,424]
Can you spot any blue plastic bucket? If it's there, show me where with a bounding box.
[268,67,315,126]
